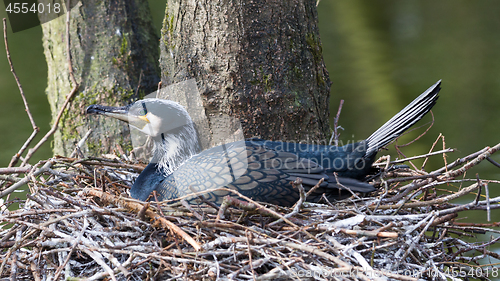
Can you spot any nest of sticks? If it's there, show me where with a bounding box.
[0,140,500,281]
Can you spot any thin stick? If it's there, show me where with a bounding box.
[0,160,54,199]
[21,3,79,166]
[135,69,143,96]
[246,230,256,281]
[85,189,202,251]
[444,143,500,179]
[3,18,40,167]
[474,173,482,205]
[305,177,324,197]
[3,19,37,129]
[372,148,453,167]
[269,178,306,226]
[8,130,38,167]
[21,86,77,167]
[330,99,344,146]
[486,156,500,169]
[52,215,88,280]
[69,129,92,158]
[485,183,490,222]
[372,182,480,210]
[0,167,32,174]
[422,133,444,169]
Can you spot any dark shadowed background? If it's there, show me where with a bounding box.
[1,0,499,229]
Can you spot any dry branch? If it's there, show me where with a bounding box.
[84,189,201,251]
[3,19,39,168]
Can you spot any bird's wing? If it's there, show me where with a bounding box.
[158,141,374,206]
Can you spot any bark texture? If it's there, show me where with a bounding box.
[159,0,331,148]
[41,0,160,156]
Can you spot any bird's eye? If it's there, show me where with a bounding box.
[139,102,148,116]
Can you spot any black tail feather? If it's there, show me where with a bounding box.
[365,80,441,157]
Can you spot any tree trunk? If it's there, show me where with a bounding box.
[159,0,331,148]
[41,0,160,156]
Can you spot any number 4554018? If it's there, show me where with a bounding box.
[5,2,61,14]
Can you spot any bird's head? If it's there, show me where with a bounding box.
[86,98,193,139]
[86,98,201,174]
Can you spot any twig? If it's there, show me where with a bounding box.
[69,129,92,158]
[202,237,350,267]
[3,19,36,129]
[82,247,118,281]
[269,178,306,226]
[444,143,500,179]
[340,229,398,238]
[393,114,435,170]
[394,213,436,269]
[305,177,324,198]
[157,81,162,93]
[486,156,500,168]
[180,199,203,221]
[381,172,440,184]
[333,172,360,199]
[0,160,55,199]
[3,19,39,168]
[9,229,22,280]
[372,148,453,167]
[326,235,373,270]
[52,215,88,280]
[485,182,490,222]
[8,130,39,168]
[20,0,79,166]
[21,72,78,167]
[85,189,201,251]
[422,133,446,170]
[213,190,299,229]
[135,69,143,96]
[436,195,500,216]
[330,99,344,146]
[67,158,145,172]
[0,166,32,174]
[254,260,297,281]
[449,235,500,260]
[372,182,480,210]
[228,258,268,280]
[188,185,220,211]
[246,231,257,281]
[217,195,280,221]
[0,174,22,183]
[383,145,499,204]
[474,173,482,205]
[433,147,488,174]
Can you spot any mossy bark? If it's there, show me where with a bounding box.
[159,0,331,147]
[41,0,160,156]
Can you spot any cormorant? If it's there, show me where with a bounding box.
[86,80,441,206]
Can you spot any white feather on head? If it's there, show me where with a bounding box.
[128,99,201,175]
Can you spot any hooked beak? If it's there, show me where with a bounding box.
[86,104,150,129]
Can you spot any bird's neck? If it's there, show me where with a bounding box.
[151,123,201,175]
